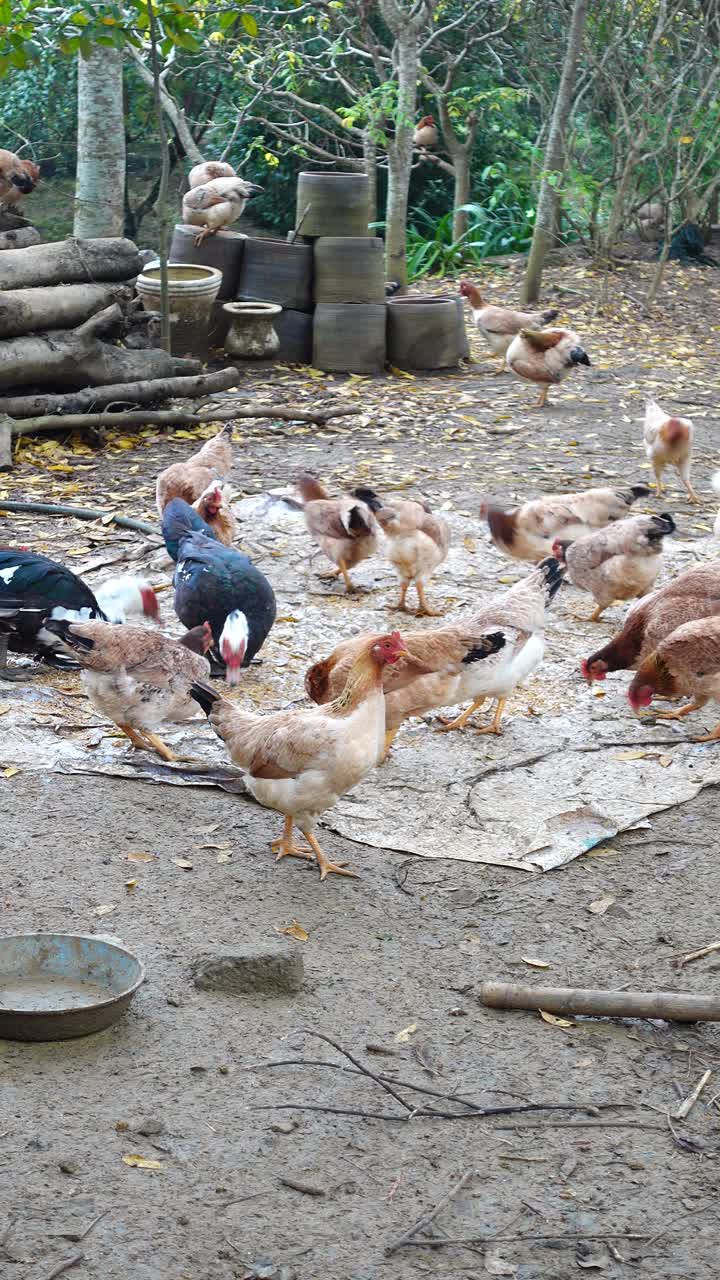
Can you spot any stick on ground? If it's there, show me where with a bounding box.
[386,1168,478,1255]
[7,403,363,437]
[673,1069,711,1120]
[479,981,720,1023]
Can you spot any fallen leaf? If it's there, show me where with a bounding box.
[277,920,309,942]
[172,858,194,870]
[121,1154,163,1170]
[539,1010,575,1029]
[0,704,11,716]
[93,904,117,918]
[216,852,232,864]
[588,893,616,915]
[125,879,138,892]
[614,749,650,761]
[658,755,673,767]
[395,1022,418,1042]
[521,956,551,969]
[1,766,19,778]
[389,366,416,379]
[127,851,155,863]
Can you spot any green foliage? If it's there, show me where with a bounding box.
[402,194,535,282]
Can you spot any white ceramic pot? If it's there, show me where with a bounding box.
[222,301,282,359]
[135,261,222,359]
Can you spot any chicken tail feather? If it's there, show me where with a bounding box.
[537,555,565,604]
[352,486,383,513]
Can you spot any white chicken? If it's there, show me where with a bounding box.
[182,176,264,246]
[188,160,236,188]
[643,399,697,502]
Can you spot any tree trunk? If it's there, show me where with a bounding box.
[0,237,142,290]
[363,129,378,224]
[383,21,419,286]
[451,150,471,241]
[75,44,127,238]
[521,0,589,302]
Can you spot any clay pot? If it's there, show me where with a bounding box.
[449,294,471,359]
[313,237,384,304]
[274,308,313,363]
[135,261,222,360]
[386,296,463,370]
[313,303,386,374]
[223,301,282,359]
[296,172,370,237]
[236,237,313,312]
[169,224,245,299]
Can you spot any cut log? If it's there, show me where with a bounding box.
[479,980,720,1023]
[0,416,12,469]
[0,236,143,290]
[0,227,42,251]
[0,283,133,338]
[0,367,240,419]
[8,402,363,436]
[0,305,200,390]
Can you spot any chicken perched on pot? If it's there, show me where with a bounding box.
[162,499,276,682]
[297,472,379,594]
[182,176,264,247]
[0,549,158,674]
[45,619,213,762]
[506,328,590,408]
[353,487,450,615]
[553,513,675,622]
[0,150,39,210]
[306,558,564,754]
[188,160,236,188]
[192,482,237,546]
[413,115,438,148]
[190,631,408,879]
[628,616,720,741]
[156,424,234,515]
[582,562,720,683]
[643,399,697,502]
[459,281,558,374]
[480,484,651,563]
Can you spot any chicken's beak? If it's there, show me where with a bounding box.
[245,184,264,198]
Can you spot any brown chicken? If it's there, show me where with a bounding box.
[553,513,675,621]
[297,472,379,593]
[192,482,237,546]
[306,557,563,756]
[628,616,720,741]
[45,618,213,761]
[413,115,439,148]
[188,160,236,188]
[459,281,558,373]
[156,424,234,514]
[643,399,697,502]
[582,561,720,683]
[0,151,39,209]
[506,328,591,408]
[480,484,651,563]
[190,631,408,879]
[353,487,450,615]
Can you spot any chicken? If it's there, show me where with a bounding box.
[296,472,379,594]
[0,151,39,209]
[162,499,276,681]
[643,399,697,502]
[0,550,158,673]
[45,619,213,762]
[353,487,450,615]
[627,616,720,741]
[190,631,408,879]
[506,328,591,408]
[480,484,651,563]
[306,557,564,755]
[192,482,237,546]
[182,176,264,246]
[553,513,675,622]
[582,562,720,683]
[413,115,439,148]
[156,423,234,515]
[188,160,236,188]
[459,281,559,373]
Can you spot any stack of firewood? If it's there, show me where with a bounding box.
[0,235,241,468]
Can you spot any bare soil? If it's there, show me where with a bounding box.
[2,255,720,1280]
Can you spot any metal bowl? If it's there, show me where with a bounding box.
[0,933,145,1041]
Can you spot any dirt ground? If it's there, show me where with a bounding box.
[3,256,720,1279]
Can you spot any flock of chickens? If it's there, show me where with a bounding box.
[1,273,719,882]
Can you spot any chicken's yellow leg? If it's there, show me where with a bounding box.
[437,697,487,732]
[339,560,356,594]
[491,358,507,376]
[683,477,700,503]
[415,581,442,617]
[473,696,507,735]
[303,831,359,881]
[395,581,410,611]
[653,470,665,498]
[695,722,720,742]
[649,700,703,721]
[118,722,154,751]
[380,727,399,763]
[589,603,607,622]
[531,385,549,409]
[193,227,216,247]
[271,815,314,862]
[140,731,183,763]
